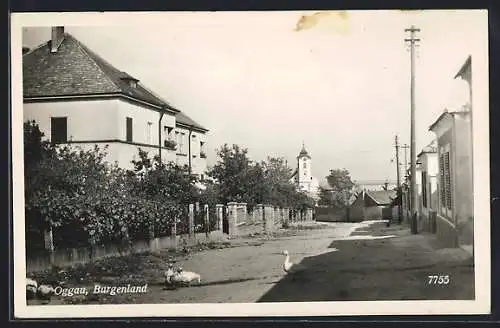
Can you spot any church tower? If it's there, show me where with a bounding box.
[297,142,312,192]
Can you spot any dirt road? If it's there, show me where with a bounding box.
[31,220,474,305]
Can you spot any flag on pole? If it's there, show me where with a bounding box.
[294,11,350,35]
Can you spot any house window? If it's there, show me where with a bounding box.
[126,117,133,142]
[146,122,153,144]
[303,162,307,169]
[200,141,206,158]
[421,171,427,208]
[164,126,173,139]
[439,152,452,211]
[176,131,186,154]
[51,117,67,143]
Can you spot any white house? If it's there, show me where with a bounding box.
[416,140,439,231]
[23,26,209,179]
[428,56,473,250]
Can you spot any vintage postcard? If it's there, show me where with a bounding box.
[11,10,490,318]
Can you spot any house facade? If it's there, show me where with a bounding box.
[429,109,473,249]
[349,190,397,222]
[416,140,439,232]
[23,27,208,178]
[427,56,474,251]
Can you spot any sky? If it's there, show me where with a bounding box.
[21,10,487,183]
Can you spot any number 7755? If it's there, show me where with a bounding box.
[427,275,450,284]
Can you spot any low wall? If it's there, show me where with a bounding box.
[315,206,348,222]
[364,206,383,221]
[27,231,224,273]
[457,217,474,247]
[419,210,437,233]
[436,214,459,248]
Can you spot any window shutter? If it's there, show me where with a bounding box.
[422,171,427,207]
[51,117,67,143]
[126,117,133,142]
[444,152,452,210]
[439,154,446,206]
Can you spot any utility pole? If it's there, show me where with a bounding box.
[405,25,420,234]
[401,144,409,182]
[401,143,410,221]
[394,135,402,224]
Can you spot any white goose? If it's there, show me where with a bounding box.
[282,250,307,279]
[36,284,55,302]
[164,264,176,286]
[170,267,201,286]
[26,278,38,300]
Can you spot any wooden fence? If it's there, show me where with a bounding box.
[26,202,315,272]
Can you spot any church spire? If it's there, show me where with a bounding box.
[297,141,311,159]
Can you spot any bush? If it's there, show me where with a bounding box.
[24,121,191,251]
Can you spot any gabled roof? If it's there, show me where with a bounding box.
[365,190,397,205]
[23,33,180,112]
[454,55,472,81]
[175,111,208,132]
[417,139,437,158]
[428,109,469,132]
[354,180,396,186]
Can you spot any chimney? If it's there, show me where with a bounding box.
[22,47,30,55]
[50,26,65,53]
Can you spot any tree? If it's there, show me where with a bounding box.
[206,144,254,204]
[129,149,199,204]
[261,156,301,207]
[206,144,315,209]
[324,168,355,208]
[24,121,186,250]
[318,186,334,206]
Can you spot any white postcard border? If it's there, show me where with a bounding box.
[11,11,491,318]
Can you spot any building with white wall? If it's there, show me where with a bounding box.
[426,55,473,252]
[416,140,439,230]
[23,26,209,178]
[290,143,320,202]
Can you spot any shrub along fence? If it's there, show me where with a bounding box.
[26,202,315,272]
[26,202,224,273]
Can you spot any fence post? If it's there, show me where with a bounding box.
[216,204,224,232]
[264,205,274,232]
[255,204,264,233]
[171,221,177,248]
[307,208,313,221]
[282,207,289,227]
[44,226,55,266]
[204,204,210,237]
[237,203,247,224]
[227,202,238,236]
[188,204,195,237]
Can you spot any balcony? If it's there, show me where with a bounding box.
[164,139,177,151]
